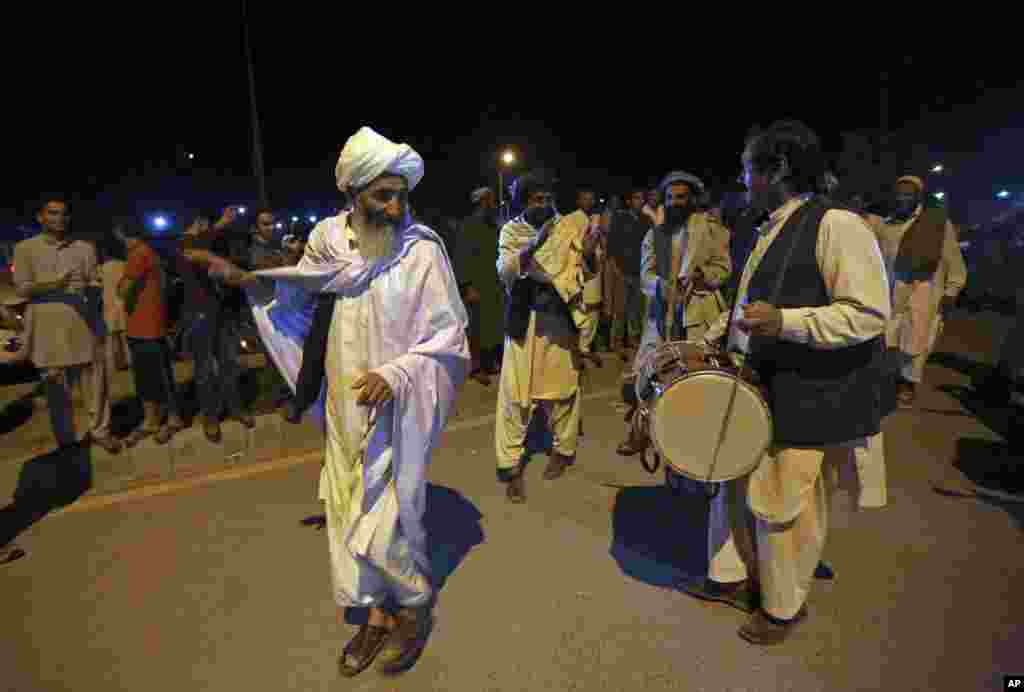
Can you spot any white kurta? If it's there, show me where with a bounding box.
[247,214,469,609]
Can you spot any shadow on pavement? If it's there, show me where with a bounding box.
[953,438,1024,497]
[939,384,1023,448]
[610,477,709,590]
[0,394,35,436]
[929,351,995,381]
[344,483,484,625]
[0,443,93,548]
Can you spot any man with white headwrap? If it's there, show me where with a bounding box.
[191,127,469,677]
[617,171,732,456]
[494,169,601,502]
[868,175,967,408]
[454,186,504,385]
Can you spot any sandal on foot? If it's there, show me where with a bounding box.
[124,428,160,448]
[338,624,392,677]
[505,475,526,503]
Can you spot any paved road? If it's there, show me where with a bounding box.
[2,310,1022,691]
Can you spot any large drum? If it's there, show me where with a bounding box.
[634,340,772,483]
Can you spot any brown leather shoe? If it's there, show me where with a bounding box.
[738,606,808,645]
[543,452,574,480]
[203,418,222,444]
[89,434,123,455]
[338,624,393,677]
[897,381,917,408]
[617,437,646,456]
[229,412,256,429]
[678,577,760,614]
[470,369,492,386]
[376,605,433,674]
[506,475,526,503]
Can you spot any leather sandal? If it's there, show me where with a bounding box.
[338,624,393,677]
[203,421,222,444]
[124,427,160,449]
[617,437,646,456]
[506,475,526,503]
[677,577,760,614]
[377,606,433,674]
[543,453,574,480]
[738,606,808,645]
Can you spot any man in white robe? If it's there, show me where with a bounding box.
[201,127,469,676]
[494,170,600,502]
[680,121,891,645]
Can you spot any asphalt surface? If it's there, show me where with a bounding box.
[2,310,1022,691]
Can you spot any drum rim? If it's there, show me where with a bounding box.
[647,370,773,483]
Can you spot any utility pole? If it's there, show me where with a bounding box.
[242,0,268,207]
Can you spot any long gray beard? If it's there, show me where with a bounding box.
[355,223,396,261]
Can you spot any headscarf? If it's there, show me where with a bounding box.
[657,170,705,196]
[335,126,425,193]
[896,175,926,194]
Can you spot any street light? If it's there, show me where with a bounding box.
[934,191,946,200]
[932,164,944,173]
[997,190,1011,199]
[308,215,317,223]
[499,149,517,222]
[187,152,195,161]
[291,216,299,223]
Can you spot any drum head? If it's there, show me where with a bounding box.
[649,371,772,483]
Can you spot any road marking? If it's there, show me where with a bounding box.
[51,386,621,515]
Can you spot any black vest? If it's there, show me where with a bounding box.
[504,278,577,341]
[746,199,884,446]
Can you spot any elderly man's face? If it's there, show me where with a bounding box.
[577,191,595,213]
[666,183,694,209]
[358,175,409,228]
[893,182,921,216]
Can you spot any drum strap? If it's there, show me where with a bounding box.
[707,199,820,496]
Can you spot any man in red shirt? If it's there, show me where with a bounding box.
[116,221,184,446]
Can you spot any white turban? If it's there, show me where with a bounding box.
[335,126,425,193]
[470,187,493,203]
[658,170,705,195]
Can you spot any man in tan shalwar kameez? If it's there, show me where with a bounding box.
[679,121,891,646]
[869,175,967,407]
[494,170,601,502]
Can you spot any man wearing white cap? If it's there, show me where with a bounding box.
[617,171,732,456]
[455,186,503,385]
[193,127,469,676]
[869,175,967,408]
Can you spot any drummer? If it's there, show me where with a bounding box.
[679,120,891,645]
[616,171,732,456]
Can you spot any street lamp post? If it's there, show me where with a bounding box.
[499,150,516,223]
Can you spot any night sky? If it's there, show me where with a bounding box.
[8,15,1021,229]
